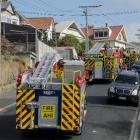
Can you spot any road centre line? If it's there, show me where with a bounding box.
[0,102,16,112]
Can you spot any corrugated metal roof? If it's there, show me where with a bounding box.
[88,42,105,54]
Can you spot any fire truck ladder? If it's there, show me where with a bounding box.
[29,53,56,87]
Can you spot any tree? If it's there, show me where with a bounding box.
[57,35,83,54]
[80,39,95,53]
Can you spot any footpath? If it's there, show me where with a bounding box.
[0,83,16,109]
[134,115,140,140]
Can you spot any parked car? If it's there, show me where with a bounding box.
[107,70,140,106]
[131,60,140,73]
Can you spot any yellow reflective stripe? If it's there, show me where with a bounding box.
[17,89,27,99]
[63,111,75,126]
[17,84,22,89]
[22,112,31,124]
[63,89,79,110]
[62,98,78,118]
[22,121,30,129]
[16,90,34,107]
[63,85,80,101]
[16,109,27,122]
[73,85,79,91]
[61,119,72,130]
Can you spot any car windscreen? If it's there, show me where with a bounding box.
[115,74,138,85]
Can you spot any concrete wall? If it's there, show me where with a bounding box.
[36,38,61,61]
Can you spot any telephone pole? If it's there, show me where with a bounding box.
[79,5,102,53]
[0,1,2,87]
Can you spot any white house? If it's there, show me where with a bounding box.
[1,1,23,25]
[22,17,54,41]
[82,25,127,49]
[55,21,86,42]
[93,25,127,48]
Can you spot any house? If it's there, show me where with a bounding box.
[22,17,55,41]
[81,26,94,40]
[1,0,24,25]
[82,25,127,48]
[55,21,86,42]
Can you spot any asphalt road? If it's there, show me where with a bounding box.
[0,81,137,140]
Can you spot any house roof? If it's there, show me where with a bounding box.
[23,17,54,29]
[81,26,94,39]
[55,21,74,33]
[1,1,12,10]
[81,25,127,41]
[55,21,85,38]
[108,25,124,40]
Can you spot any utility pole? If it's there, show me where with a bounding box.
[79,5,102,53]
[0,1,2,87]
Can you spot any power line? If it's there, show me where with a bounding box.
[79,5,102,53]
[19,8,140,18]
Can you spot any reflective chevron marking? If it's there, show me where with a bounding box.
[16,85,35,130]
[61,84,80,131]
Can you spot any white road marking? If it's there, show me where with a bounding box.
[92,130,97,133]
[0,102,16,112]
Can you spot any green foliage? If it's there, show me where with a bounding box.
[2,50,11,60]
[80,40,95,54]
[57,35,83,55]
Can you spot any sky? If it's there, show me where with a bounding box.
[11,0,140,42]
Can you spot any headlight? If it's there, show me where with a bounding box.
[110,87,115,93]
[132,89,138,95]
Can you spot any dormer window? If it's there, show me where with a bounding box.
[94,30,108,38]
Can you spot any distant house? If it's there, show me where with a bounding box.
[22,17,54,41]
[1,1,24,25]
[81,26,94,40]
[55,21,86,42]
[82,25,127,48]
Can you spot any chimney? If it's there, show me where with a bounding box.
[105,23,108,27]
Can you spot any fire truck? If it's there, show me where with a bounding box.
[16,53,87,135]
[83,43,121,82]
[84,54,118,81]
[83,42,138,82]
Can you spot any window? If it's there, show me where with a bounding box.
[99,32,103,37]
[94,30,108,38]
[104,31,108,37]
[95,32,99,37]
[115,75,138,85]
[12,21,17,25]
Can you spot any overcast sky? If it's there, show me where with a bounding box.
[11,0,140,42]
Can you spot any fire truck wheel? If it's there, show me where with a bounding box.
[75,102,85,135]
[75,125,83,135]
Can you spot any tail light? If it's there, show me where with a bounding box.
[16,73,23,83]
[76,76,84,87]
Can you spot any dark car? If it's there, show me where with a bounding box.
[108,70,140,106]
[132,60,140,73]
